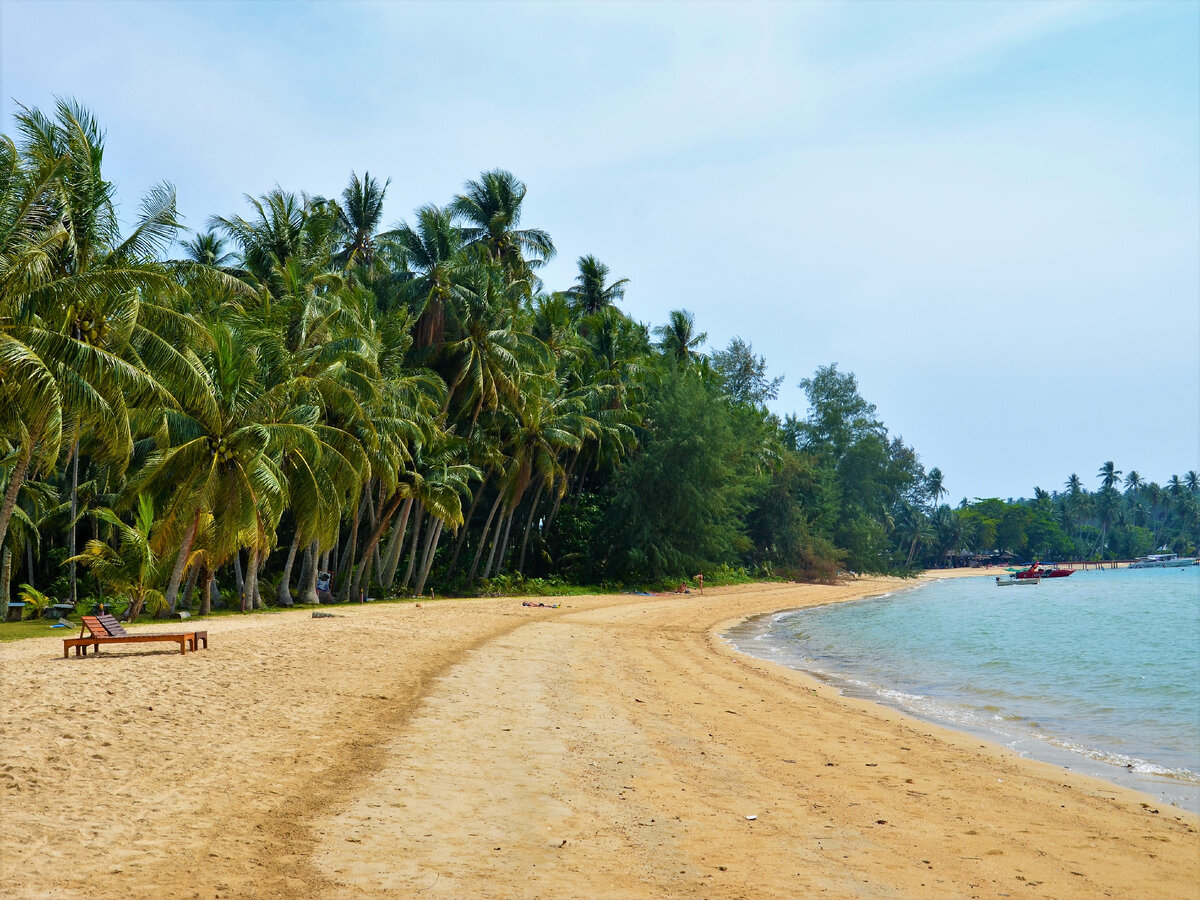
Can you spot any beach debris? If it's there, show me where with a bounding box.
[745,815,757,820]
[312,611,339,618]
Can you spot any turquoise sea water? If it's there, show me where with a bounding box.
[725,568,1200,812]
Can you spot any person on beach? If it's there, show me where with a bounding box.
[693,573,704,594]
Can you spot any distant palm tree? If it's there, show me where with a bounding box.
[565,255,629,317]
[181,231,236,268]
[329,171,389,270]
[451,169,553,286]
[1185,471,1199,494]
[1097,461,1122,491]
[384,204,467,351]
[925,467,946,508]
[654,309,707,364]
[1124,470,1143,494]
[1065,473,1083,495]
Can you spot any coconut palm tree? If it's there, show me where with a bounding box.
[564,255,629,318]
[1124,470,1143,494]
[0,100,178,560]
[1097,461,1122,491]
[450,169,554,287]
[383,204,467,351]
[329,171,389,270]
[654,309,707,365]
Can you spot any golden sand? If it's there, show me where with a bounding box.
[2,576,1196,899]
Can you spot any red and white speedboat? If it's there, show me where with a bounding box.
[1014,562,1073,579]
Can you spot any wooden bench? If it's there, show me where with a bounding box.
[63,614,204,658]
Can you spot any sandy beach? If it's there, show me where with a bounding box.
[2,576,1196,899]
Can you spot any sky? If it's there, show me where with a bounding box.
[2,0,1197,502]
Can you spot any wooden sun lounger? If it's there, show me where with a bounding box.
[63,614,205,658]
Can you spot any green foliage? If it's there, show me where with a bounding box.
[597,368,751,580]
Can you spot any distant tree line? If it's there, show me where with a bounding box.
[2,101,951,619]
[924,466,1199,566]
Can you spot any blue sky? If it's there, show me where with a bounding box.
[2,0,1197,501]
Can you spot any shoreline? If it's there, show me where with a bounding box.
[2,578,1197,898]
[720,570,1200,815]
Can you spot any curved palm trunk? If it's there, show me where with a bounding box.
[163,508,202,613]
[182,564,200,610]
[381,497,415,590]
[516,483,546,574]
[251,547,266,609]
[468,493,504,582]
[234,552,247,612]
[338,495,366,601]
[300,540,321,604]
[401,507,425,592]
[276,531,301,606]
[447,474,489,577]
[243,547,259,612]
[413,519,445,597]
[198,567,213,617]
[68,439,79,607]
[484,509,514,580]
[0,547,11,621]
[0,438,36,566]
[350,491,405,601]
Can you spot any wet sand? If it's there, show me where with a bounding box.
[1,577,1196,898]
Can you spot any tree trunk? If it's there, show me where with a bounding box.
[251,546,265,609]
[0,547,10,621]
[198,567,213,617]
[300,540,320,604]
[413,512,437,591]
[469,493,504,582]
[544,453,579,534]
[234,551,247,612]
[68,439,79,608]
[365,485,385,577]
[181,564,200,610]
[276,531,301,606]
[447,474,489,576]
[401,507,425,592]
[338,495,366,601]
[163,508,202,612]
[413,519,445,597]
[0,437,36,563]
[350,491,405,601]
[483,508,511,580]
[491,509,516,578]
[381,497,415,590]
[243,546,259,612]
[517,483,546,574]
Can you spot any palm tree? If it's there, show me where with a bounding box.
[450,169,554,287]
[181,231,237,268]
[1097,461,1122,491]
[564,255,629,317]
[0,100,177,560]
[383,204,466,351]
[1185,471,1199,494]
[926,467,947,509]
[1124,470,1143,494]
[330,171,389,269]
[653,309,707,364]
[67,494,165,619]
